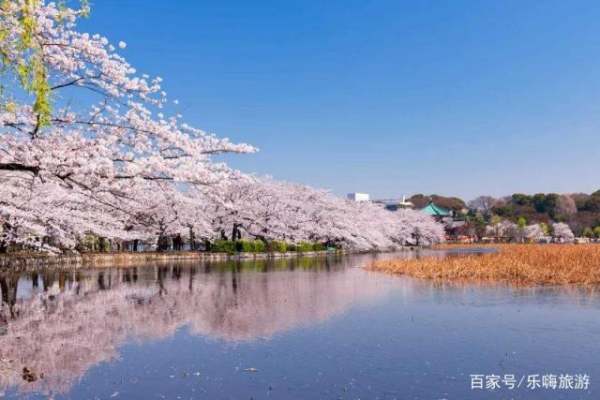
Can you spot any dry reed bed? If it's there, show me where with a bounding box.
[370,244,600,285]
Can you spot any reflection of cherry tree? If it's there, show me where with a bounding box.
[0,261,392,395]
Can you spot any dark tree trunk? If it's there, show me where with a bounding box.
[97,272,106,290]
[157,235,170,252]
[173,234,183,251]
[231,224,242,241]
[188,226,196,251]
[0,275,19,318]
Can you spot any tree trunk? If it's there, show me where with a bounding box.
[188,226,196,251]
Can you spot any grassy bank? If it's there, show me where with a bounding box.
[370,244,600,285]
[0,249,343,269]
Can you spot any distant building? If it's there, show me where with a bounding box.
[420,202,452,218]
[379,195,414,211]
[347,192,370,202]
[398,195,414,209]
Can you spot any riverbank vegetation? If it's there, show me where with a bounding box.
[370,244,600,285]
[411,191,600,243]
[465,192,600,241]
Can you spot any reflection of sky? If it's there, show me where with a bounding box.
[2,254,600,399]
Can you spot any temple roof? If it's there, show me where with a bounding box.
[421,202,451,217]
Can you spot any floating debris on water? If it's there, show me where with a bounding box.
[22,367,37,383]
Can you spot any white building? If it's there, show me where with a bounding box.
[398,195,414,209]
[347,192,370,202]
[375,195,414,211]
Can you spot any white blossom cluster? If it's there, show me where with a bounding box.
[0,1,444,252]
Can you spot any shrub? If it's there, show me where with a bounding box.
[268,240,287,253]
[313,242,326,251]
[212,240,236,254]
[297,242,314,252]
[287,243,297,252]
[253,240,266,253]
[234,240,254,252]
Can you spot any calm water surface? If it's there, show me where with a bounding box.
[0,251,598,400]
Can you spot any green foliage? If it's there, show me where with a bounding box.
[539,222,550,236]
[211,240,236,254]
[517,217,527,229]
[98,237,110,252]
[594,226,600,239]
[2,0,90,127]
[207,240,325,253]
[512,193,532,206]
[253,240,266,253]
[79,234,99,252]
[467,213,487,238]
[312,242,326,251]
[235,240,251,253]
[296,242,314,252]
[268,240,287,253]
[532,193,558,215]
[492,204,515,218]
[584,195,600,213]
[490,215,502,226]
[233,240,267,253]
[582,227,594,238]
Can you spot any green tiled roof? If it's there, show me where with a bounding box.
[421,202,451,217]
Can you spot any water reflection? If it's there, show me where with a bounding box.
[2,251,600,400]
[0,255,394,396]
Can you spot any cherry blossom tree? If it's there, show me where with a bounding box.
[467,195,497,216]
[485,220,518,240]
[524,224,546,242]
[0,1,444,253]
[552,222,575,243]
[0,0,254,251]
[209,177,444,250]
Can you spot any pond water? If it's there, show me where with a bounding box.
[0,251,598,400]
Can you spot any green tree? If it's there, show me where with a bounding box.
[512,193,532,206]
[583,227,594,238]
[584,195,600,213]
[0,0,90,126]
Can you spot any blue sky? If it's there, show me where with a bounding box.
[81,0,600,200]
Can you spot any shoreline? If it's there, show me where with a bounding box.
[0,249,353,269]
